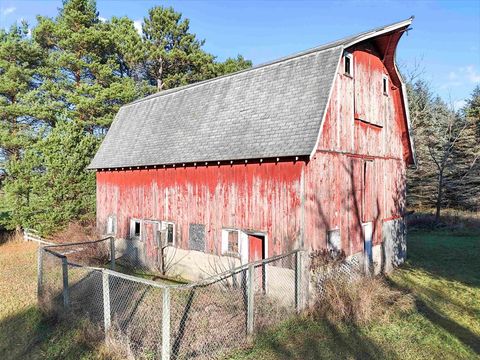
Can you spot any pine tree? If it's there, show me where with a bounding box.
[142,6,218,90]
[2,121,98,235]
[406,80,438,209]
[0,22,44,162]
[32,0,151,133]
[213,55,252,76]
[446,86,480,211]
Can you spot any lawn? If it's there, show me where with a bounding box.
[0,241,101,360]
[1,228,479,359]
[229,228,480,360]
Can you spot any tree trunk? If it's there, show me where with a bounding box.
[435,170,444,223]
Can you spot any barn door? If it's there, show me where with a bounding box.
[248,234,266,292]
[143,221,161,268]
[362,160,375,273]
[363,222,373,273]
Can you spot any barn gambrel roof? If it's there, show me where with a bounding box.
[89,18,414,170]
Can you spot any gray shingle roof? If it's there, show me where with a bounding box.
[89,18,413,169]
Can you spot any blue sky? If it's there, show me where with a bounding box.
[1,0,479,108]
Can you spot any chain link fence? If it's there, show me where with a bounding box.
[39,238,303,359]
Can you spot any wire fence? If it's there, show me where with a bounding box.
[38,237,304,359]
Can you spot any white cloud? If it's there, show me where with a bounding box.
[464,65,480,83]
[1,6,15,16]
[133,19,142,36]
[442,65,480,90]
[99,16,107,23]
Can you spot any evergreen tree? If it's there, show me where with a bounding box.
[213,55,252,76]
[142,6,217,90]
[406,80,438,209]
[2,121,98,235]
[0,22,44,162]
[33,0,151,133]
[446,86,480,211]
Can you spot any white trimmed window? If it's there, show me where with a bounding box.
[106,215,116,235]
[130,219,142,239]
[221,229,240,256]
[344,52,353,77]
[162,221,176,246]
[383,75,389,95]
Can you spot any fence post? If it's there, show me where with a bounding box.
[247,264,255,336]
[37,247,44,303]
[61,257,69,309]
[295,251,302,313]
[110,237,115,271]
[102,270,111,333]
[162,287,171,360]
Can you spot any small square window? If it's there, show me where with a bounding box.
[383,75,388,95]
[344,52,353,77]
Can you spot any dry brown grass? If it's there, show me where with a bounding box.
[50,220,100,244]
[47,221,110,266]
[0,230,24,244]
[312,275,415,326]
[407,208,480,231]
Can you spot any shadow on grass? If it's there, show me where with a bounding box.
[388,279,480,356]
[240,317,398,360]
[0,306,100,360]
[405,229,480,288]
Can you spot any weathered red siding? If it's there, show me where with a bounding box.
[97,161,304,257]
[303,41,407,255]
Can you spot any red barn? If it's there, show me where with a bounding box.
[89,18,415,279]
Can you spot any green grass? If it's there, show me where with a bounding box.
[1,228,479,359]
[229,229,480,360]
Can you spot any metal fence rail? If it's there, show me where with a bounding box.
[38,237,304,359]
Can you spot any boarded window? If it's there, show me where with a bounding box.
[189,224,206,251]
[327,229,341,251]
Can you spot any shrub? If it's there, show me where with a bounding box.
[311,275,414,326]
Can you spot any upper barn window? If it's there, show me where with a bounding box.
[383,75,389,95]
[344,52,353,77]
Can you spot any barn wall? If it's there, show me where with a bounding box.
[96,161,304,259]
[304,41,408,257]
